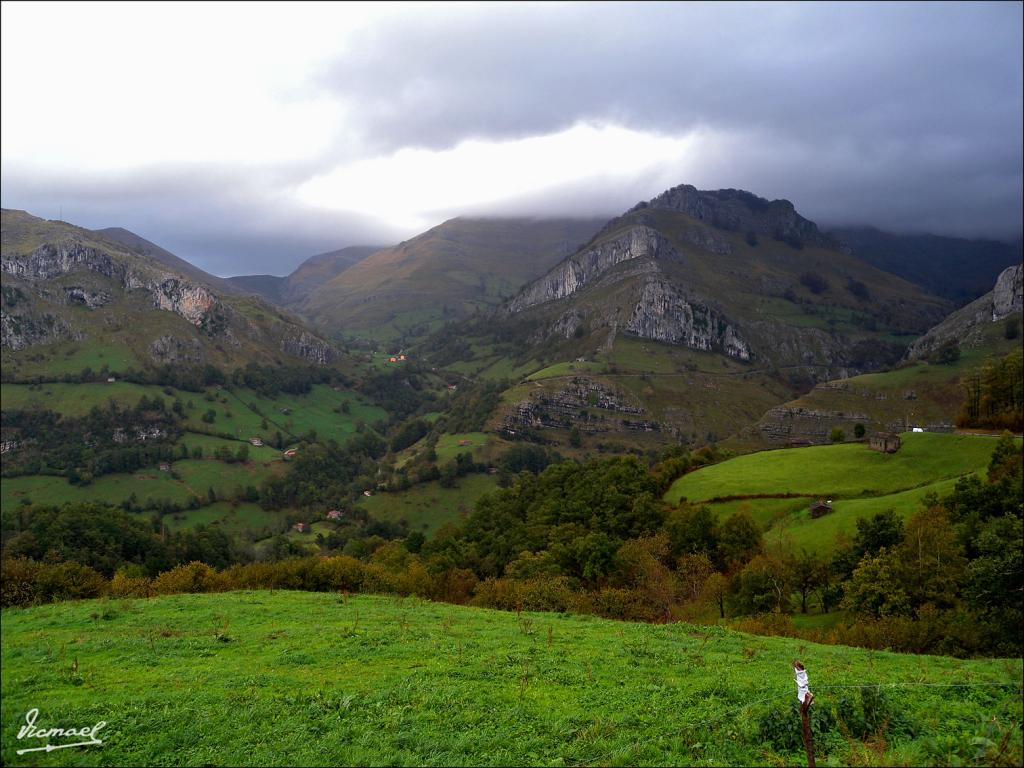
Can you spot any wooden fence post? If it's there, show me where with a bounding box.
[793,660,816,768]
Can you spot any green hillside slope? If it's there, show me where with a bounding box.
[300,217,604,343]
[666,432,1017,552]
[2,591,1020,767]
[2,209,341,376]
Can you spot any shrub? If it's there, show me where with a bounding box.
[830,427,845,443]
[110,566,153,598]
[34,561,108,603]
[151,562,225,595]
[313,556,365,592]
[846,277,870,301]
[799,271,829,294]
[1,557,43,607]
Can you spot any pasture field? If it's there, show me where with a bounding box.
[1,382,165,418]
[433,432,493,464]
[0,458,285,515]
[5,339,139,377]
[1,591,1020,766]
[358,474,499,536]
[0,382,385,445]
[160,502,280,536]
[177,432,281,461]
[666,433,1001,504]
[666,432,1017,555]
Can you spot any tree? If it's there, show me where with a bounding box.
[569,426,582,448]
[730,554,792,615]
[841,549,911,618]
[854,423,866,440]
[799,271,828,294]
[788,549,824,614]
[894,505,966,610]
[665,504,718,558]
[701,572,729,619]
[716,511,762,570]
[677,552,715,602]
[830,427,845,443]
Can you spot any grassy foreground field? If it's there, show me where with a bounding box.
[1,591,1021,767]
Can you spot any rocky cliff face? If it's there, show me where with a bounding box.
[0,310,78,350]
[510,221,756,359]
[625,278,751,360]
[992,264,1023,320]
[280,331,335,365]
[1,242,221,329]
[907,263,1023,358]
[1,225,340,366]
[509,226,667,311]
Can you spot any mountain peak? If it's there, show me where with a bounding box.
[627,182,835,249]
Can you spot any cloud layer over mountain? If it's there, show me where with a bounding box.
[2,2,1020,275]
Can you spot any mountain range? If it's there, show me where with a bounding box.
[3,180,1020,450]
[1,209,340,378]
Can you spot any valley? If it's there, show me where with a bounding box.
[2,184,1021,766]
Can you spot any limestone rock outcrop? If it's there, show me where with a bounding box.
[907,263,1023,359]
[509,226,668,312]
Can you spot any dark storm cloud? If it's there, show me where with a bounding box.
[319,1,1022,237]
[2,2,1021,277]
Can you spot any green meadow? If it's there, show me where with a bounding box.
[665,433,1014,553]
[1,591,1020,767]
[666,433,1000,504]
[0,382,386,444]
[1,458,286,514]
[358,474,499,536]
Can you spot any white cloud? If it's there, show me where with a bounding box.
[295,122,702,230]
[0,1,395,171]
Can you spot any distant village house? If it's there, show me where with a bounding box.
[326,510,343,520]
[810,499,833,518]
[249,436,263,446]
[868,432,902,453]
[158,462,171,472]
[293,522,308,533]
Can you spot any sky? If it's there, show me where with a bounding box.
[2,1,1021,277]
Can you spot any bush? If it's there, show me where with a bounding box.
[152,562,225,595]
[1,558,43,607]
[110,567,153,598]
[34,561,107,603]
[846,277,870,301]
[799,271,829,295]
[830,427,845,443]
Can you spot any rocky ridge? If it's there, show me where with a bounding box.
[907,263,1023,358]
[510,224,751,359]
[1,211,339,367]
